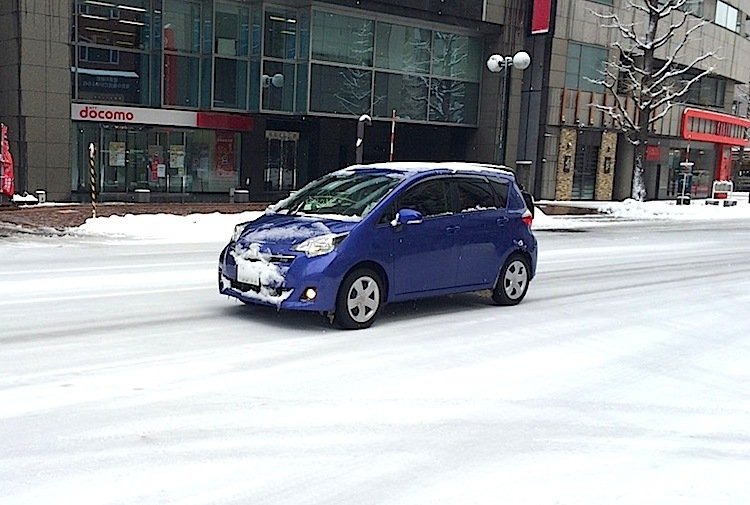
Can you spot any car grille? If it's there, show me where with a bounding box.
[230,279,285,297]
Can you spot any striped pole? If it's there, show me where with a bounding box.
[389,109,396,162]
[88,142,97,218]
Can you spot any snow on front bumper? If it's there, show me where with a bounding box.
[218,242,339,311]
[219,243,294,307]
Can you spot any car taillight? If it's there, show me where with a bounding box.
[521,210,533,227]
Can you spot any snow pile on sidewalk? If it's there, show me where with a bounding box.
[69,195,750,241]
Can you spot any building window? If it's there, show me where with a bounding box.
[309,64,372,115]
[715,0,739,31]
[429,79,479,124]
[312,12,373,66]
[375,23,431,73]
[565,42,607,92]
[213,2,249,109]
[684,75,726,108]
[308,10,481,125]
[374,72,428,120]
[75,0,149,49]
[72,0,151,105]
[431,31,481,82]
[262,60,296,112]
[264,9,297,59]
[163,54,201,107]
[163,0,203,107]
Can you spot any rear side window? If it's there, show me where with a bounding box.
[488,179,509,208]
[399,179,451,217]
[507,184,526,210]
[455,178,496,212]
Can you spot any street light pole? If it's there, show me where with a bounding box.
[486,51,531,166]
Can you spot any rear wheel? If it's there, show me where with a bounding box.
[491,254,530,305]
[335,268,383,329]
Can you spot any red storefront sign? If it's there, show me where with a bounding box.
[531,0,552,34]
[72,104,253,131]
[680,108,750,146]
[645,145,661,161]
[680,108,750,181]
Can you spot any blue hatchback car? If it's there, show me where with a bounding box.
[219,162,538,329]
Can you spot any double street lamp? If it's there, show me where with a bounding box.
[486,51,531,166]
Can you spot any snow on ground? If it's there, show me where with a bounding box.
[3,196,750,504]
[66,194,750,240]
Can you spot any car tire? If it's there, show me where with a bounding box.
[335,268,383,330]
[491,253,530,306]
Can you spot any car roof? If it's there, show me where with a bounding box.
[338,162,517,181]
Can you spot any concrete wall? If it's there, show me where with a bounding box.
[0,0,71,200]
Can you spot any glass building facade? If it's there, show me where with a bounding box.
[70,0,484,200]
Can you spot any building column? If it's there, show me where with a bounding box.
[555,127,576,200]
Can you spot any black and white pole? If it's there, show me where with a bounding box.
[88,142,97,218]
[389,110,397,162]
[356,114,372,164]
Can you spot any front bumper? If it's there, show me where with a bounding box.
[218,243,342,312]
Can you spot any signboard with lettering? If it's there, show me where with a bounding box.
[680,108,750,146]
[71,104,253,131]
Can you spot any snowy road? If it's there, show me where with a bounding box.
[1,219,750,504]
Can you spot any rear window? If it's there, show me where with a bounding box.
[455,178,496,212]
[488,179,509,208]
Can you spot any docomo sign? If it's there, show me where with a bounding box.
[78,106,134,122]
[72,104,197,128]
[71,104,253,131]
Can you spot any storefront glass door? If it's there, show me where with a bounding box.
[264,130,298,191]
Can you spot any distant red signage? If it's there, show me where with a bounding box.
[216,132,236,177]
[1,124,15,197]
[531,0,552,34]
[645,145,661,161]
[681,108,750,146]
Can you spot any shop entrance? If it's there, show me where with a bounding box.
[571,131,599,200]
[76,123,240,197]
[264,130,298,192]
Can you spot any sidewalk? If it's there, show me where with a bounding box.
[0,202,268,235]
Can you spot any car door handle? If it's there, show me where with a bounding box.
[445,225,460,234]
[496,217,509,226]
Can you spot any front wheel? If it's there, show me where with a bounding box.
[491,254,530,306]
[335,268,383,330]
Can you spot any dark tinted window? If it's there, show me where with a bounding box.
[455,178,496,212]
[488,179,509,208]
[399,179,451,217]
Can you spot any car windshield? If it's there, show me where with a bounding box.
[272,170,404,218]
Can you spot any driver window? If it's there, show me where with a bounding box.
[399,179,451,218]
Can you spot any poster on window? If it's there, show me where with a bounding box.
[169,145,185,169]
[148,146,161,182]
[216,132,236,177]
[109,142,126,167]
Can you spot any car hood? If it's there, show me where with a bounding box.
[235,213,359,250]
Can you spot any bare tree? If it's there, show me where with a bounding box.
[592,0,716,200]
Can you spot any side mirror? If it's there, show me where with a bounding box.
[390,208,424,227]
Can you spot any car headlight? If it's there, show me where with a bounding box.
[232,223,247,242]
[292,233,348,257]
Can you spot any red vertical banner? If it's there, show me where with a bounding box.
[531,0,552,35]
[718,144,732,181]
[215,131,236,177]
[1,123,16,198]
